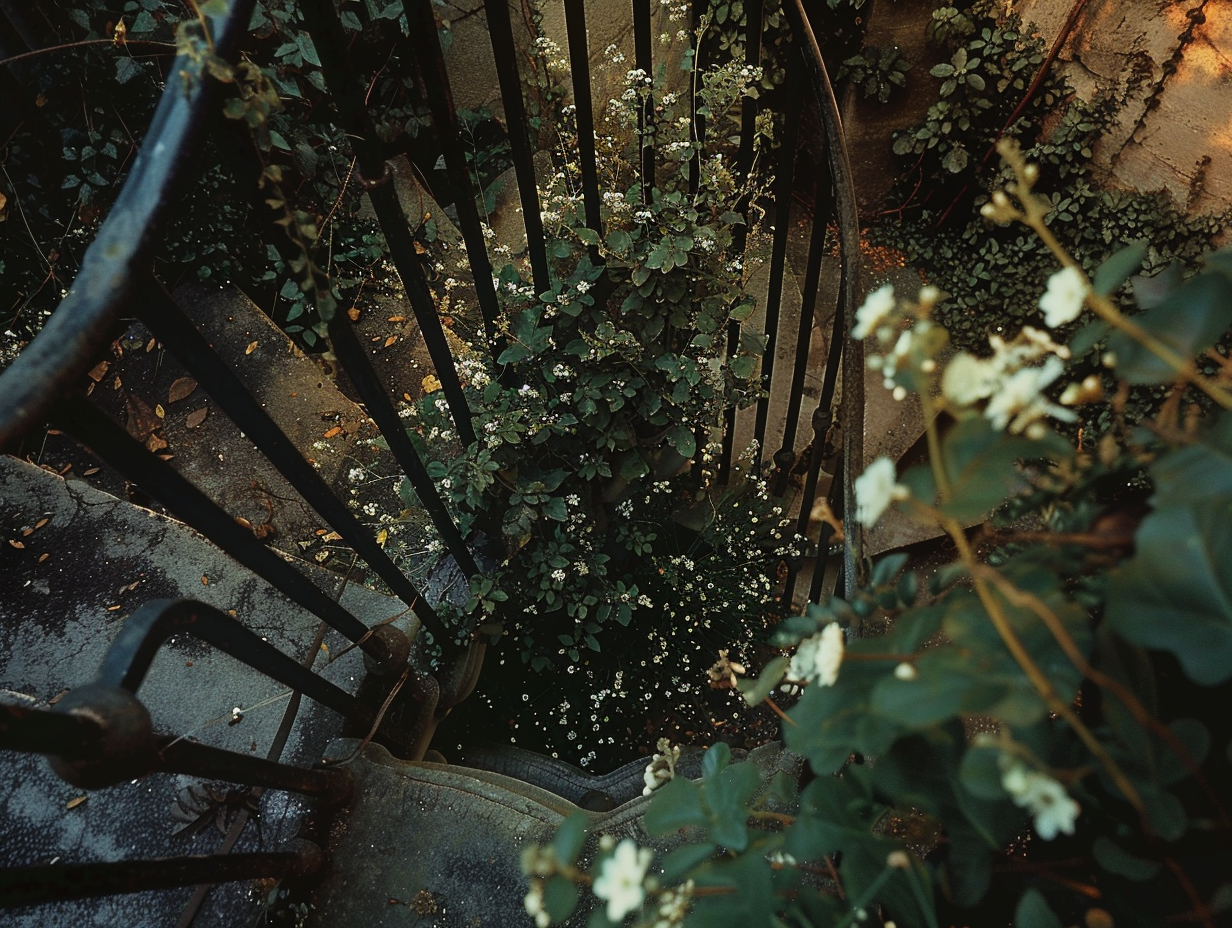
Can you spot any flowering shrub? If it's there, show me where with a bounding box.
[519,141,1232,927]
[409,2,807,765]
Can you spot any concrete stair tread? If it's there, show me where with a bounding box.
[0,454,411,928]
[309,738,802,927]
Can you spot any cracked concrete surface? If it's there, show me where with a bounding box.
[0,455,412,928]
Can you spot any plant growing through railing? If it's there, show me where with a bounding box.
[517,142,1232,926]
[411,1,802,764]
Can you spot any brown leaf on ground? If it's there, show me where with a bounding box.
[186,408,208,429]
[125,395,161,440]
[168,377,198,403]
[87,361,110,382]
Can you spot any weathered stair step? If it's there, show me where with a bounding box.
[307,739,801,928]
[0,454,412,928]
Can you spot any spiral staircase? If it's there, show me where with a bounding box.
[0,1,932,924]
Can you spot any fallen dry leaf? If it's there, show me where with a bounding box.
[83,467,100,476]
[168,377,198,403]
[38,553,50,563]
[245,341,258,355]
[422,374,442,394]
[145,338,156,352]
[34,518,49,530]
[323,426,342,439]
[125,395,161,440]
[388,315,406,323]
[186,408,208,429]
[347,306,361,321]
[87,361,110,382]
[154,404,165,419]
[66,796,88,811]
[144,433,168,453]
[383,336,398,348]
[8,540,25,549]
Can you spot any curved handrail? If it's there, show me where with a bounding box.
[783,0,866,593]
[0,0,256,450]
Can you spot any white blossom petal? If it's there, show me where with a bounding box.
[852,284,896,340]
[1039,266,1088,328]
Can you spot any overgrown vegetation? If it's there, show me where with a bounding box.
[524,142,1232,928]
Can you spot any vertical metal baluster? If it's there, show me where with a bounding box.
[774,148,834,495]
[785,0,863,594]
[752,50,804,456]
[133,276,448,632]
[404,0,507,363]
[296,0,477,448]
[483,0,550,296]
[49,396,415,665]
[327,314,480,581]
[809,452,845,604]
[564,0,604,254]
[632,0,655,199]
[717,0,764,485]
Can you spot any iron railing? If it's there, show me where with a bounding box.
[0,0,860,913]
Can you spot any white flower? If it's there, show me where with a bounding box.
[853,457,909,527]
[852,284,896,340]
[1039,266,1088,328]
[593,839,652,922]
[941,352,997,407]
[984,355,1076,434]
[524,881,551,927]
[788,622,845,686]
[1000,761,1080,840]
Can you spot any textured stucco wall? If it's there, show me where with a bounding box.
[1016,0,1232,216]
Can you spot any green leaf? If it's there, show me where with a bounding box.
[1093,241,1147,296]
[553,812,589,866]
[542,874,578,922]
[737,656,789,706]
[1092,836,1160,881]
[1108,271,1232,384]
[1149,412,1232,505]
[659,842,717,882]
[542,497,568,521]
[667,425,696,459]
[958,745,1005,801]
[1106,501,1232,684]
[644,777,708,835]
[1015,888,1063,928]
[576,227,601,246]
[701,742,731,782]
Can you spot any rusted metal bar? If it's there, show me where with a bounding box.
[0,840,323,909]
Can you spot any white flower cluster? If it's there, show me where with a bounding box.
[648,880,694,927]
[942,326,1076,437]
[788,622,845,687]
[1000,759,1080,840]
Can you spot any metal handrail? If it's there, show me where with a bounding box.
[0,0,256,450]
